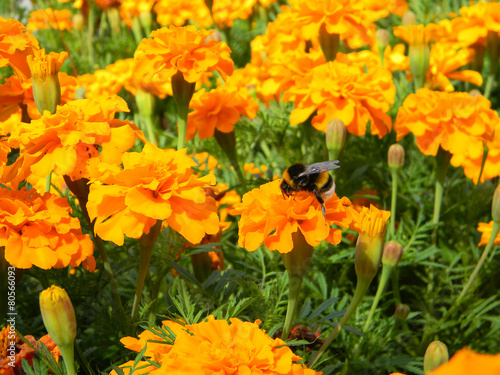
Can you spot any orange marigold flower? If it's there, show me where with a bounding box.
[349,204,391,237]
[27,9,74,32]
[283,60,395,138]
[0,17,40,82]
[94,0,121,9]
[429,347,500,375]
[3,95,144,186]
[154,0,212,28]
[394,89,498,169]
[124,56,173,98]
[289,0,375,48]
[212,0,257,28]
[0,187,95,270]
[186,85,258,141]
[135,25,234,83]
[477,221,500,247]
[86,143,220,246]
[231,179,352,253]
[383,43,409,72]
[0,327,61,374]
[393,23,442,46]
[115,315,321,375]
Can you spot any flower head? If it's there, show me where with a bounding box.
[154,0,212,28]
[428,348,500,375]
[27,9,74,32]
[186,85,258,141]
[87,143,220,246]
[135,25,234,83]
[231,179,352,253]
[0,17,40,82]
[394,89,498,172]
[212,0,257,28]
[114,315,320,375]
[3,95,144,186]
[283,60,395,138]
[0,187,95,270]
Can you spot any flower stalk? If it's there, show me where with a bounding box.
[171,71,196,150]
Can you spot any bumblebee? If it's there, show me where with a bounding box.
[280,160,340,216]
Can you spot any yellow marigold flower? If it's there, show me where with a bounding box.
[361,0,408,18]
[114,315,321,375]
[135,25,234,83]
[27,9,74,32]
[283,60,395,138]
[154,0,212,28]
[424,42,483,92]
[383,43,409,72]
[289,0,375,48]
[86,143,220,246]
[3,95,144,186]
[212,0,257,28]
[394,89,498,168]
[78,59,135,98]
[393,23,442,45]
[186,85,258,141]
[231,179,352,253]
[0,187,95,270]
[0,17,41,83]
[119,0,155,28]
[124,56,173,98]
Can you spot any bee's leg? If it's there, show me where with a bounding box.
[313,190,326,217]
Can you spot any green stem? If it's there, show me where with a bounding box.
[457,220,500,302]
[484,73,495,100]
[391,268,402,305]
[281,275,303,341]
[59,343,76,375]
[432,148,451,236]
[45,172,52,193]
[86,0,95,72]
[176,104,188,150]
[363,265,393,332]
[214,129,247,191]
[131,220,163,321]
[390,169,398,239]
[309,279,371,368]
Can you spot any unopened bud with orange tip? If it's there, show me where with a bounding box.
[326,119,347,161]
[394,304,410,322]
[40,285,76,348]
[354,205,391,283]
[492,184,500,222]
[27,49,67,115]
[388,144,405,171]
[402,10,417,26]
[382,240,404,268]
[424,341,449,374]
[408,25,430,92]
[318,23,340,62]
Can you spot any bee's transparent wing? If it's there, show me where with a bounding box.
[297,160,340,177]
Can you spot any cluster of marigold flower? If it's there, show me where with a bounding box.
[2,0,500,373]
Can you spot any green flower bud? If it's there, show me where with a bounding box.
[424,341,449,374]
[394,304,410,322]
[388,144,405,171]
[382,240,404,268]
[40,286,76,348]
[492,184,500,223]
[326,119,347,161]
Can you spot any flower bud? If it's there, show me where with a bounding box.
[106,6,121,37]
[376,29,389,50]
[27,49,67,115]
[402,10,417,26]
[206,30,222,44]
[354,205,391,283]
[408,25,430,91]
[39,286,76,349]
[139,11,152,36]
[492,184,500,222]
[394,304,410,322]
[468,89,482,97]
[318,23,340,62]
[326,119,347,161]
[72,14,83,31]
[424,341,449,374]
[382,240,404,268]
[388,144,405,171]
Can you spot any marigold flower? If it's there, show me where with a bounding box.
[383,43,409,72]
[212,0,257,28]
[3,95,144,186]
[231,179,352,253]
[0,326,61,375]
[289,0,375,49]
[477,221,500,247]
[186,85,258,141]
[124,56,173,98]
[77,59,135,98]
[86,143,220,246]
[394,89,498,171]
[154,0,212,28]
[135,25,234,83]
[119,0,155,28]
[27,9,74,32]
[115,315,320,375]
[0,17,40,82]
[428,347,500,375]
[0,187,95,270]
[283,60,395,138]
[27,48,68,115]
